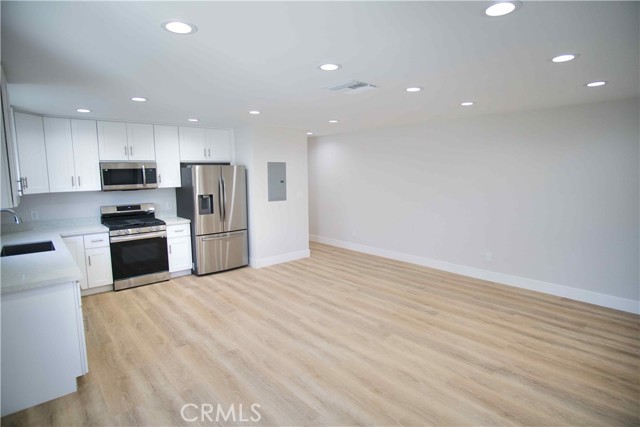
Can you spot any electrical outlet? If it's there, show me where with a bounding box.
[485,252,492,262]
[166,201,173,210]
[296,191,304,200]
[30,211,39,220]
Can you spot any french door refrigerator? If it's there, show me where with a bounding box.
[176,164,248,275]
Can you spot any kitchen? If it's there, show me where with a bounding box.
[1,1,639,426]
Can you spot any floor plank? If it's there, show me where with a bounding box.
[3,242,639,426]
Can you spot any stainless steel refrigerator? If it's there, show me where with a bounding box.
[176,164,248,275]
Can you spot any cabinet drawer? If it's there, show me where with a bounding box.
[167,224,191,238]
[83,233,110,249]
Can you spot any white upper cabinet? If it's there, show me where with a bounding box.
[205,128,232,162]
[44,117,75,192]
[153,125,181,188]
[126,123,155,161]
[44,118,101,193]
[179,126,231,162]
[98,121,155,161]
[13,112,49,194]
[178,126,207,162]
[97,121,127,160]
[71,120,101,191]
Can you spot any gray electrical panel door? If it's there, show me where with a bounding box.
[268,162,286,201]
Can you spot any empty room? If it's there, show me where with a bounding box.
[0,1,638,426]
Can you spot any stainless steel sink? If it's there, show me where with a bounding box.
[1,241,55,257]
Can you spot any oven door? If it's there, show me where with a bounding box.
[101,162,158,191]
[109,231,169,290]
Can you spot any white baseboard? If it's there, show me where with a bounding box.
[310,235,639,315]
[170,270,191,279]
[250,249,311,269]
[80,284,113,297]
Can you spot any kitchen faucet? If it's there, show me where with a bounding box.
[1,208,22,224]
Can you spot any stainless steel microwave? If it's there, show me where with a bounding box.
[100,162,158,191]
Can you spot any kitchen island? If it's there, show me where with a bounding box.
[0,230,88,416]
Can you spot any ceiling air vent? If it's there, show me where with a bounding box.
[326,80,378,95]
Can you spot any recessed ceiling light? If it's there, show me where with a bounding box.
[131,97,147,102]
[328,120,339,123]
[586,81,607,87]
[460,101,475,106]
[485,1,520,17]
[406,87,423,93]
[306,132,313,135]
[76,108,91,113]
[551,54,578,63]
[162,21,197,35]
[249,110,261,115]
[319,64,342,71]
[188,118,199,122]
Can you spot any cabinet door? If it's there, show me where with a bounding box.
[13,112,49,194]
[71,120,101,191]
[168,236,193,272]
[85,247,113,288]
[205,128,232,162]
[97,121,128,161]
[178,127,207,162]
[63,236,88,290]
[44,117,75,193]
[154,125,181,188]
[126,123,155,161]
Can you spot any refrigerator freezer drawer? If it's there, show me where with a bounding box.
[195,230,248,275]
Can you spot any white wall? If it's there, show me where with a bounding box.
[2,188,176,224]
[309,98,640,313]
[235,126,309,267]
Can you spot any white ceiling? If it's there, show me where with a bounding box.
[2,1,638,136]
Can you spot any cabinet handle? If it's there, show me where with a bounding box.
[174,229,184,233]
[125,146,128,156]
[204,147,206,157]
[90,239,103,243]
[158,174,162,183]
[78,176,81,187]
[24,177,28,189]
[169,244,172,254]
[88,256,92,266]
[208,149,211,157]
[71,176,75,187]
[130,146,133,156]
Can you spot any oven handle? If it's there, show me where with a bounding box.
[110,231,167,243]
[142,164,147,186]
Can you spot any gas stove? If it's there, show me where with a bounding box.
[100,203,170,291]
[100,204,166,236]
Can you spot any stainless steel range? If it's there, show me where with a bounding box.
[100,203,169,291]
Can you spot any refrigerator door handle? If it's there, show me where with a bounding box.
[218,176,224,223]
[202,231,244,241]
[221,176,226,222]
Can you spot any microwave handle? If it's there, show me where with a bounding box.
[142,164,146,186]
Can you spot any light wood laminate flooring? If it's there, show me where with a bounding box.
[2,242,639,426]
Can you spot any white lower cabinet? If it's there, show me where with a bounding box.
[167,224,192,273]
[62,236,88,290]
[84,233,112,287]
[1,281,87,416]
[63,233,113,291]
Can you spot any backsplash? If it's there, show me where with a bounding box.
[1,188,176,225]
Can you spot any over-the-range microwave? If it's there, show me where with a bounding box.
[100,162,158,191]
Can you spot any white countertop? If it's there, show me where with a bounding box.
[0,216,190,294]
[0,230,82,294]
[158,216,191,226]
